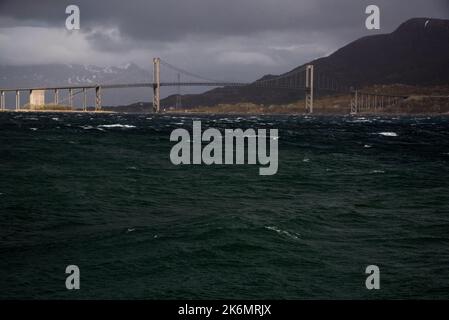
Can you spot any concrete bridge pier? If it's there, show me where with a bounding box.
[15,90,20,111]
[69,88,73,109]
[350,91,407,114]
[29,90,33,110]
[83,88,87,112]
[350,90,358,114]
[0,91,4,111]
[95,86,102,111]
[54,89,59,105]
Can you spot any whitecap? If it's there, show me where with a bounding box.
[265,226,300,240]
[97,124,136,129]
[303,158,310,162]
[126,228,135,233]
[364,144,372,148]
[351,118,372,123]
[378,132,398,137]
[30,128,38,131]
[370,170,385,174]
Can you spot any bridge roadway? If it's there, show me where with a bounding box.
[0,82,251,92]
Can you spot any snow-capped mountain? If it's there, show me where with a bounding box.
[0,63,152,106]
[0,62,149,88]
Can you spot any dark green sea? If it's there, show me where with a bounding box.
[0,112,449,299]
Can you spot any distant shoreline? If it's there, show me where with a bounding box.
[164,111,449,117]
[2,109,449,116]
[0,109,115,114]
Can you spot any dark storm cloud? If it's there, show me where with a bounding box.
[0,0,448,84]
[1,0,448,44]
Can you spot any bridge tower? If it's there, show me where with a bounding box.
[153,57,161,113]
[305,65,314,114]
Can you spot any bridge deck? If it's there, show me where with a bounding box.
[0,82,251,92]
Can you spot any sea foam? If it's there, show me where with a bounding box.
[378,132,398,137]
[265,226,300,240]
[97,124,136,129]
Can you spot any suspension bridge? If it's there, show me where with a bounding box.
[0,57,407,114]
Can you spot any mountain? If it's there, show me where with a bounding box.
[162,17,449,108]
[0,63,151,106]
[309,17,449,87]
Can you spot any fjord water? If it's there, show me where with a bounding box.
[0,112,448,299]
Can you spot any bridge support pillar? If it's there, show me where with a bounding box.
[69,88,73,110]
[15,90,20,111]
[83,88,87,112]
[0,91,4,111]
[29,90,33,110]
[54,89,59,105]
[350,90,358,114]
[95,86,102,111]
[305,65,314,113]
[153,57,161,113]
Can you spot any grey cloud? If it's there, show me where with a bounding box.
[0,0,448,92]
[1,0,448,43]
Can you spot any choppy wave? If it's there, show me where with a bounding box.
[377,132,398,137]
[351,117,372,123]
[265,226,300,240]
[2,113,449,299]
[97,124,136,129]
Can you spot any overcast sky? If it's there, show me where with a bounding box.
[0,0,448,82]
